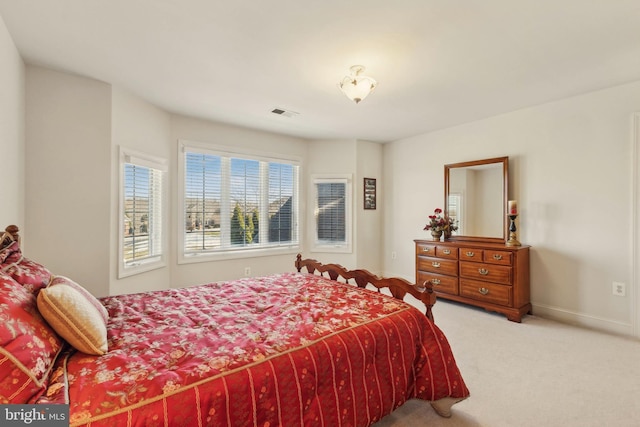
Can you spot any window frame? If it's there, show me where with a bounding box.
[311,174,353,254]
[118,147,167,278]
[178,140,301,263]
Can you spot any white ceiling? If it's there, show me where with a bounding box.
[2,0,640,143]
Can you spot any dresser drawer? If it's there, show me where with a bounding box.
[417,256,458,276]
[459,248,483,262]
[460,261,512,285]
[416,243,438,257]
[417,271,458,295]
[483,249,512,266]
[436,246,458,259]
[460,279,512,307]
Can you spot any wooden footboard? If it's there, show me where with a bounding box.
[0,227,437,322]
[295,254,436,322]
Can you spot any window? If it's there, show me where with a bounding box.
[119,148,167,277]
[179,141,299,261]
[448,192,463,235]
[312,175,352,253]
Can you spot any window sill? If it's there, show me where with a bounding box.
[178,245,300,265]
[118,258,166,279]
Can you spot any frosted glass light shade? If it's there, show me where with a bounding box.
[339,65,377,104]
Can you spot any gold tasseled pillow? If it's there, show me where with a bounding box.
[37,276,108,355]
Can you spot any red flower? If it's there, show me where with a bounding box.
[423,208,458,233]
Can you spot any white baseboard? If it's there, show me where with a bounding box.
[533,303,635,338]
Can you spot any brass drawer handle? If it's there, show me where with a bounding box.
[478,287,489,295]
[478,268,489,275]
[493,254,503,260]
[432,262,441,268]
[422,247,431,253]
[443,249,451,255]
[465,251,475,257]
[432,279,441,285]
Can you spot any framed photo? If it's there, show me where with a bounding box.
[363,178,376,210]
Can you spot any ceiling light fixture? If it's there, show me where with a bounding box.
[338,65,377,104]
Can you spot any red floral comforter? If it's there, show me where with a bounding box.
[39,272,468,426]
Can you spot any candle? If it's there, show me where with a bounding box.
[508,200,518,215]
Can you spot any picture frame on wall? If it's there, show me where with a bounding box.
[364,178,376,210]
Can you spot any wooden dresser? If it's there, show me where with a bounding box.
[414,239,531,322]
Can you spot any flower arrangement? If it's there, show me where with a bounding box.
[423,208,458,237]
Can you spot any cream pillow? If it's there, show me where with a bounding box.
[37,276,108,355]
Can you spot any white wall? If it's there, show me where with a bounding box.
[303,139,383,273]
[110,87,172,295]
[356,140,383,274]
[25,66,112,297]
[384,81,640,336]
[305,139,357,268]
[23,68,173,297]
[0,15,24,229]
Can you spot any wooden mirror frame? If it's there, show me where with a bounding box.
[444,156,509,243]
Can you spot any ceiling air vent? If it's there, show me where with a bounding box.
[271,108,299,118]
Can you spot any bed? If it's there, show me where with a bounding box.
[0,225,469,426]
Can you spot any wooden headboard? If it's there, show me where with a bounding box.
[295,254,436,322]
[1,225,19,250]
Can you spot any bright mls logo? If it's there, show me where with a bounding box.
[0,405,68,426]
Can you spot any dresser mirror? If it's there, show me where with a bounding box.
[444,156,508,243]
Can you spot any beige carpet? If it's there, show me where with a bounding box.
[373,300,640,427]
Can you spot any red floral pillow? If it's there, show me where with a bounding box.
[0,272,63,403]
[2,256,52,294]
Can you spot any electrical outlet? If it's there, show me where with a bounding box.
[391,251,397,260]
[612,282,626,297]
[244,267,251,277]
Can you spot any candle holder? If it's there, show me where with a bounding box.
[506,214,521,246]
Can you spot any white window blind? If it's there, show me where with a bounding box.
[182,144,299,258]
[316,182,346,243]
[268,162,296,243]
[120,150,166,276]
[313,176,352,252]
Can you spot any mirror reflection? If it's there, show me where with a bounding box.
[445,157,508,242]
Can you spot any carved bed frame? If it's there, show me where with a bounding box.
[0,224,18,250]
[0,225,436,322]
[295,254,436,322]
